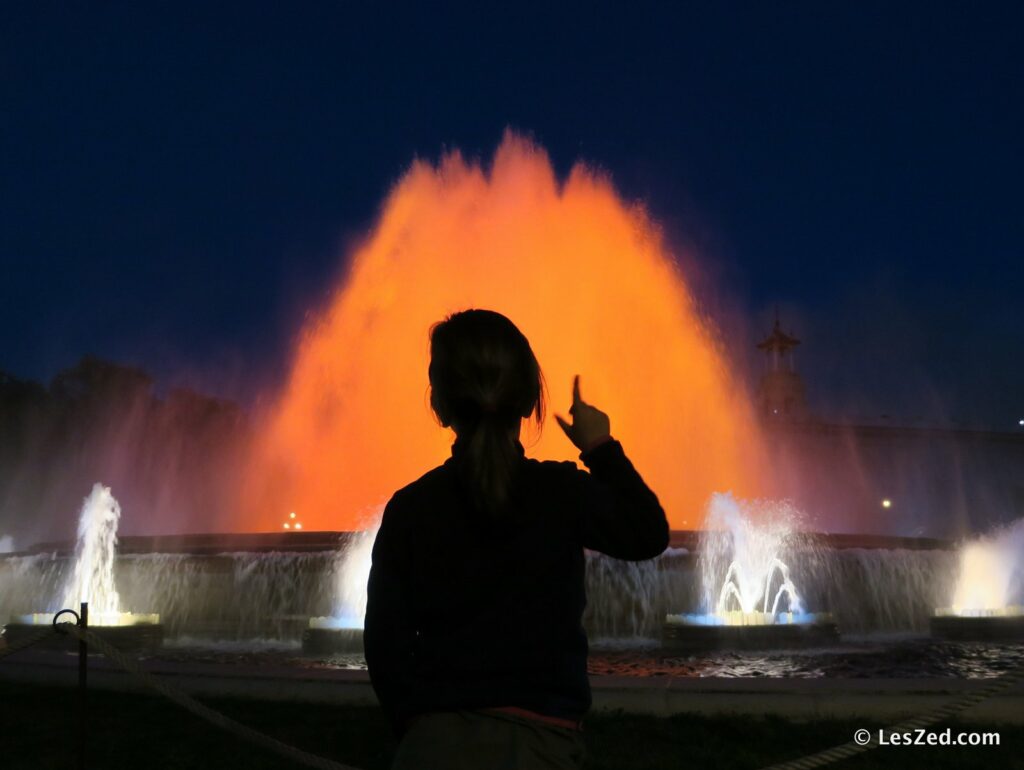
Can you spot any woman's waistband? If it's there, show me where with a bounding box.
[480,706,583,732]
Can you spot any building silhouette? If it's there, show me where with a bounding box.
[754,315,1024,537]
[755,312,807,420]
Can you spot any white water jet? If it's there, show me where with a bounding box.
[14,484,157,627]
[61,483,122,617]
[309,513,382,630]
[697,493,808,625]
[946,518,1024,617]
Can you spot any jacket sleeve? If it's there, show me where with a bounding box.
[572,439,670,560]
[363,492,416,734]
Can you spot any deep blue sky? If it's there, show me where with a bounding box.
[2,3,1021,427]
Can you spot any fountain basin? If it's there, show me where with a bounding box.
[3,613,163,652]
[301,617,364,654]
[14,612,160,627]
[662,612,839,651]
[930,606,1024,642]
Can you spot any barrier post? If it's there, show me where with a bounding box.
[79,601,88,770]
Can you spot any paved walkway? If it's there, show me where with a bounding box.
[4,649,1023,724]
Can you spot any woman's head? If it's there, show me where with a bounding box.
[428,309,545,515]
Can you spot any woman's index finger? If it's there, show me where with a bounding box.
[573,374,582,406]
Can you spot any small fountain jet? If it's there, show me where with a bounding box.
[932,519,1024,641]
[663,493,836,649]
[6,484,161,649]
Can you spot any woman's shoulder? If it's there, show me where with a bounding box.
[522,457,588,491]
[383,457,583,524]
[381,461,459,521]
[389,462,448,499]
[524,456,583,475]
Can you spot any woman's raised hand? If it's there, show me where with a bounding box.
[555,375,611,452]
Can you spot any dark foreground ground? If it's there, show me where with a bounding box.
[3,681,1023,770]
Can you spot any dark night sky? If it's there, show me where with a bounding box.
[2,3,1021,427]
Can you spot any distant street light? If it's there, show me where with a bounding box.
[882,499,892,509]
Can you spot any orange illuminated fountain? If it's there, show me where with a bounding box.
[242,133,771,533]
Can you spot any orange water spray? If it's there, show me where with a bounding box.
[242,133,769,531]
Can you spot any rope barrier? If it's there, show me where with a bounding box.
[0,625,60,659]
[56,625,362,770]
[759,659,1024,770]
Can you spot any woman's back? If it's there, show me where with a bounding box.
[365,436,668,730]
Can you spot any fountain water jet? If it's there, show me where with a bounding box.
[303,514,381,653]
[4,484,161,649]
[241,133,772,534]
[703,493,806,623]
[61,484,122,622]
[663,493,837,649]
[932,518,1024,640]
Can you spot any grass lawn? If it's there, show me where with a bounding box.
[2,681,1022,769]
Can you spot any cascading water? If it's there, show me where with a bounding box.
[1,533,963,643]
[0,494,969,644]
[802,546,954,633]
[585,552,663,642]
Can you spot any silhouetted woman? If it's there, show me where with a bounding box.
[365,309,669,770]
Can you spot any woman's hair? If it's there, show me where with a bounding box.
[428,309,545,517]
